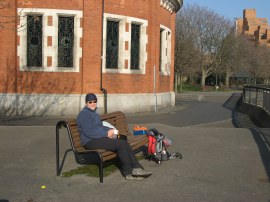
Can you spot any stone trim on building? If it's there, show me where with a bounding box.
[17,8,83,72]
[0,92,175,116]
[160,0,183,13]
[160,24,172,76]
[102,13,148,74]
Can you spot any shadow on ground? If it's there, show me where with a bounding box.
[224,93,270,183]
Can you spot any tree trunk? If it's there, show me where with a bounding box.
[180,75,183,91]
[177,75,180,85]
[174,74,178,94]
[225,69,232,87]
[201,70,206,87]
[225,74,230,87]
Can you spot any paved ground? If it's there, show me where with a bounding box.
[0,91,270,202]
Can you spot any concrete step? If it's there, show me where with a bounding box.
[176,93,205,101]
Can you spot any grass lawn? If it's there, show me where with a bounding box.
[178,84,233,92]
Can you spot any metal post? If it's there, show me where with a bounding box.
[255,88,258,106]
[56,125,60,176]
[100,0,107,113]
[154,65,157,112]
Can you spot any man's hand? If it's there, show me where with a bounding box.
[107,129,115,138]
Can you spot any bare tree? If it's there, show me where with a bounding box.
[259,46,270,84]
[175,4,232,88]
[248,44,270,84]
[216,29,247,87]
[227,35,270,86]
[237,38,265,85]
[175,9,200,92]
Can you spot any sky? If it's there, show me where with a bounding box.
[183,0,270,22]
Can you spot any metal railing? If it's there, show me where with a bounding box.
[243,85,270,114]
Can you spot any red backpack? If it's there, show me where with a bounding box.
[147,135,157,155]
[147,128,182,164]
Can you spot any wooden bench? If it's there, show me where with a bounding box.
[56,111,148,183]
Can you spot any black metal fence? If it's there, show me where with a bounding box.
[243,85,270,114]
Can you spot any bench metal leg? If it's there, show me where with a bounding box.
[98,161,104,183]
[56,124,61,176]
[56,121,72,176]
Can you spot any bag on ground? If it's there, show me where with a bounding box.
[133,125,148,135]
[147,128,182,164]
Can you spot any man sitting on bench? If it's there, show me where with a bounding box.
[77,93,152,180]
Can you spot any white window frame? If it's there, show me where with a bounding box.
[160,24,171,76]
[103,13,148,74]
[17,8,82,72]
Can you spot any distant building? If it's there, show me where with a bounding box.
[236,9,270,47]
[0,0,183,116]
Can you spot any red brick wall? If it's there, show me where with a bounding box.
[18,0,83,10]
[16,0,83,94]
[0,0,16,93]
[1,0,176,95]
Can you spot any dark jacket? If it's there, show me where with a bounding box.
[77,107,110,146]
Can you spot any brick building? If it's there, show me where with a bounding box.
[236,9,270,47]
[0,0,183,116]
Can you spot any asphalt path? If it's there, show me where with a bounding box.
[1,91,270,202]
[127,93,241,128]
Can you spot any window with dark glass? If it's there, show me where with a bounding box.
[27,15,43,67]
[106,20,119,69]
[58,17,74,67]
[159,29,164,71]
[131,24,140,69]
